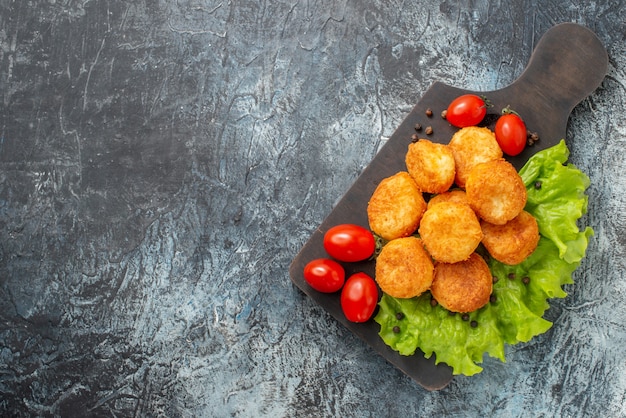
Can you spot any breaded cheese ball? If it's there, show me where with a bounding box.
[448,126,503,188]
[481,210,540,265]
[405,139,456,194]
[430,252,493,313]
[418,201,483,263]
[427,189,468,209]
[375,236,434,298]
[466,159,527,225]
[367,171,427,241]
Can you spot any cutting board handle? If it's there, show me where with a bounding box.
[504,22,608,116]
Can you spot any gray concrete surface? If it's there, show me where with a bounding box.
[1,1,625,416]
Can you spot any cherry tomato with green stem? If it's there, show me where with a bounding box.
[341,272,379,323]
[446,94,488,128]
[303,258,345,293]
[323,224,375,262]
[495,112,527,156]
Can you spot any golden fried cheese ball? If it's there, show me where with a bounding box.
[431,252,493,313]
[367,171,427,241]
[427,189,468,209]
[448,126,503,188]
[405,139,456,194]
[481,210,540,265]
[418,201,483,263]
[466,159,527,225]
[375,236,434,298]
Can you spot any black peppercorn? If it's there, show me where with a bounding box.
[425,108,433,117]
[425,126,433,135]
[470,320,478,328]
[414,123,422,131]
[527,131,540,146]
[462,313,470,321]
[395,312,405,320]
[522,276,530,285]
[535,181,542,190]
[430,298,438,307]
[508,272,516,280]
[492,276,499,284]
[490,294,497,303]
[393,326,401,333]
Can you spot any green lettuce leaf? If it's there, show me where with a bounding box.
[519,140,593,264]
[374,140,593,376]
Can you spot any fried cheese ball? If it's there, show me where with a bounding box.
[367,171,427,241]
[448,126,503,188]
[466,159,527,225]
[418,201,483,263]
[375,236,434,298]
[405,139,456,194]
[427,189,468,209]
[430,252,493,313]
[481,210,540,265]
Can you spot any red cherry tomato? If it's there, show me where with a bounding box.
[446,94,487,128]
[495,113,527,156]
[323,224,375,262]
[341,273,379,323]
[303,258,345,293]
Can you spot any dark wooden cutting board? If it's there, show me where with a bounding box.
[289,22,608,390]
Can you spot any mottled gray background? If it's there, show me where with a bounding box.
[1,0,625,417]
